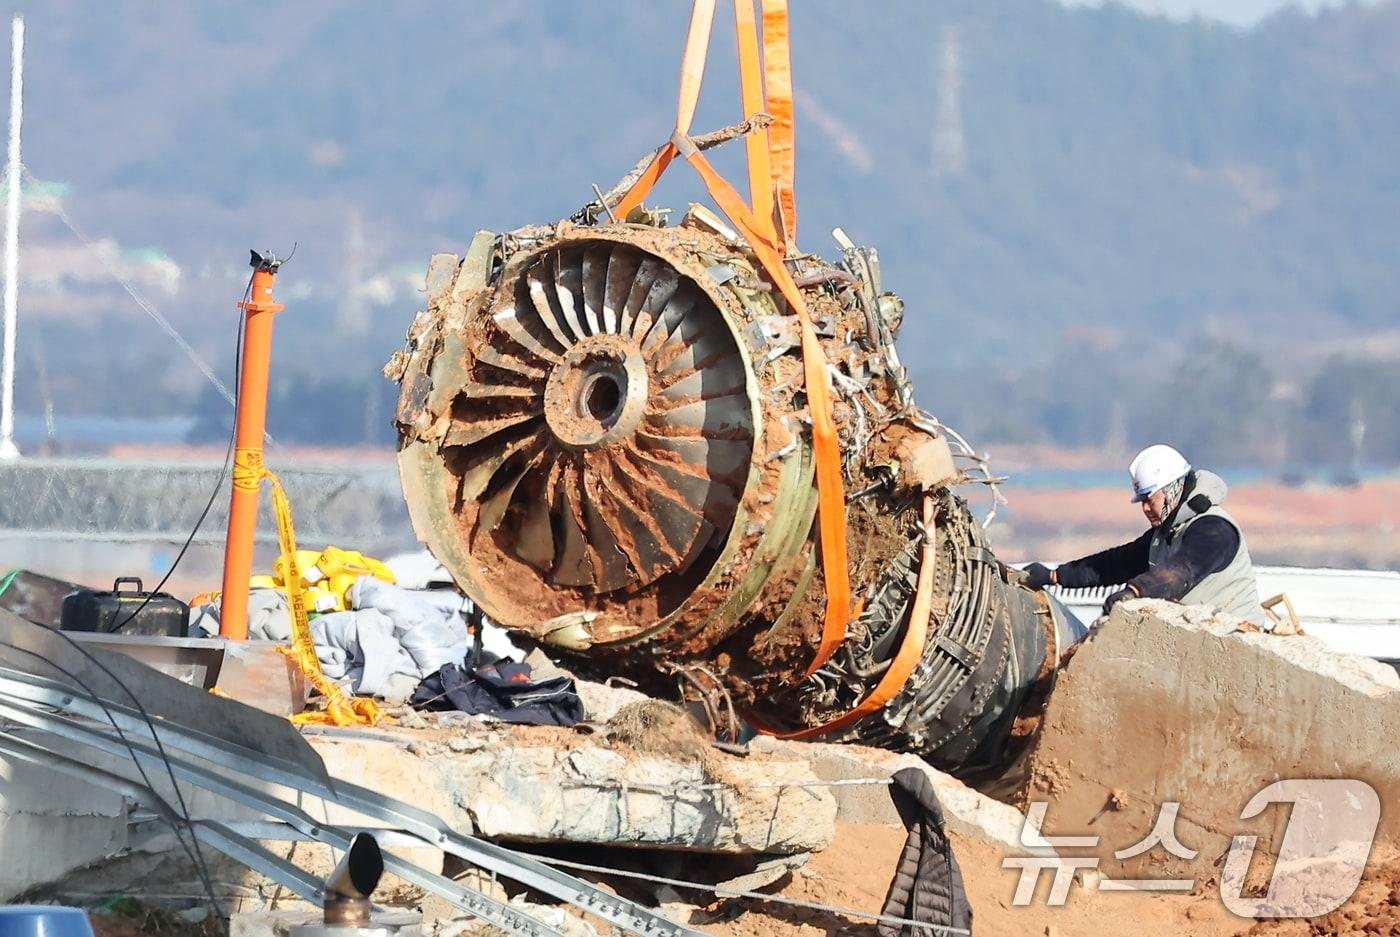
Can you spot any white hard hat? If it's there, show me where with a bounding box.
[1128,445,1191,503]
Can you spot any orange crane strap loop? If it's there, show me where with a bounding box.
[612,142,677,220]
[613,0,849,683]
[613,0,715,220]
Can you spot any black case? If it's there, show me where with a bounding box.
[61,577,190,637]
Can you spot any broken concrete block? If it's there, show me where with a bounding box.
[715,852,809,894]
[303,726,834,855]
[447,735,487,754]
[1023,598,1400,883]
[751,736,1056,858]
[0,749,128,899]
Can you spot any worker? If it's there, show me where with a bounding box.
[1023,444,1265,625]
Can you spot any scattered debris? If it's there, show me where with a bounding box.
[605,700,710,762]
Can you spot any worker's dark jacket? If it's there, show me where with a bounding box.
[1055,470,1264,624]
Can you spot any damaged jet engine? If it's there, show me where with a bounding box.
[388,209,1082,781]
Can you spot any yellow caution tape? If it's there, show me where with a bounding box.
[241,459,382,727]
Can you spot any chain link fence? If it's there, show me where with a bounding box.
[0,458,420,595]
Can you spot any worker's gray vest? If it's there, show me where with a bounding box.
[1148,501,1264,626]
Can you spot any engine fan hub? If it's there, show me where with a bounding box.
[543,334,649,449]
[396,230,770,628]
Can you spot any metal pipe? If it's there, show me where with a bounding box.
[323,833,383,926]
[219,251,285,640]
[0,15,24,462]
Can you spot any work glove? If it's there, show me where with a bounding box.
[1102,586,1138,615]
[1023,563,1055,590]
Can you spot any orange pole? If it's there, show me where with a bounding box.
[219,251,285,640]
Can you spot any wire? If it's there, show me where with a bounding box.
[19,164,236,408]
[19,163,236,408]
[529,854,970,936]
[104,272,253,634]
[25,271,260,916]
[0,639,226,929]
[0,256,252,908]
[101,425,234,633]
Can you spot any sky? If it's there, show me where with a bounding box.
[1060,0,1366,26]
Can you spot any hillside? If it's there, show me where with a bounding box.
[9,0,1400,461]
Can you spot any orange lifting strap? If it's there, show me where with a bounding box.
[733,0,774,231]
[680,147,851,677]
[612,144,675,220]
[613,0,713,219]
[760,0,797,249]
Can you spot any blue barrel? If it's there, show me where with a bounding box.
[0,907,95,937]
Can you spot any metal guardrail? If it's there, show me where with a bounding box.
[0,617,703,937]
[1036,564,1400,663]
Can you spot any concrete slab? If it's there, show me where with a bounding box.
[751,736,1057,858]
[307,723,835,855]
[0,749,127,899]
[1023,598,1400,882]
[0,717,832,904]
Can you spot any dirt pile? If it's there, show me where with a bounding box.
[692,820,1254,937]
[1244,852,1400,937]
[692,826,1398,936]
[607,699,713,763]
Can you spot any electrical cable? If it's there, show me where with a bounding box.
[44,251,299,912]
[0,639,226,928]
[0,271,266,923]
[529,853,970,936]
[103,271,254,634]
[21,251,299,912]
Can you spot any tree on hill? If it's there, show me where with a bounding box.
[1294,354,1400,467]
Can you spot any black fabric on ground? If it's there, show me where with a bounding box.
[878,767,973,937]
[409,661,586,727]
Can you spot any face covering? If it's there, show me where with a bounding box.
[1156,476,1187,527]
